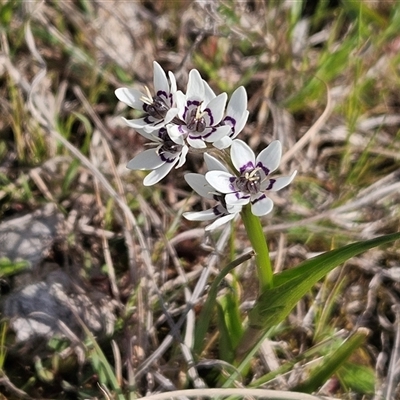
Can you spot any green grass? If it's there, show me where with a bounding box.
[0,0,400,399]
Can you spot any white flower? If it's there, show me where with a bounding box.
[183,171,242,231]
[213,86,249,150]
[205,139,297,217]
[168,69,231,149]
[127,127,188,186]
[115,61,178,132]
[183,153,241,231]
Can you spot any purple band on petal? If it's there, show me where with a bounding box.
[266,179,276,190]
[203,108,213,126]
[256,162,270,175]
[144,115,158,124]
[185,100,201,112]
[223,116,236,126]
[251,193,266,205]
[239,161,255,174]
[156,90,168,100]
[229,177,236,191]
[160,153,176,163]
[236,192,250,200]
[212,205,223,216]
[182,106,189,121]
[188,134,202,140]
[183,101,199,121]
[223,116,236,137]
[202,127,215,139]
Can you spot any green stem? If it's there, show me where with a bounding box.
[240,204,273,291]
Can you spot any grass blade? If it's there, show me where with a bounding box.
[294,328,369,393]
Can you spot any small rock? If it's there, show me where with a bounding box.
[0,203,63,269]
[2,269,117,343]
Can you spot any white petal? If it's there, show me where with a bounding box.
[168,123,189,140]
[250,194,274,216]
[225,192,250,206]
[213,135,232,150]
[226,203,243,214]
[143,159,178,186]
[186,69,204,101]
[142,122,166,133]
[127,149,165,170]
[205,213,237,231]
[204,153,229,172]
[213,204,229,216]
[164,108,179,124]
[204,92,228,125]
[231,110,249,139]
[175,91,187,119]
[123,117,152,130]
[187,135,207,149]
[226,86,249,138]
[130,126,158,141]
[183,209,218,222]
[256,140,282,174]
[203,125,231,143]
[205,171,235,193]
[265,170,297,191]
[176,146,189,169]
[227,86,247,111]
[185,173,214,199]
[153,61,169,95]
[115,88,144,109]
[168,71,177,95]
[231,139,255,173]
[202,79,216,104]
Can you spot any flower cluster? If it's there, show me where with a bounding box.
[116,61,296,230]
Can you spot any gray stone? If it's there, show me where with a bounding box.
[0,203,63,268]
[2,269,117,342]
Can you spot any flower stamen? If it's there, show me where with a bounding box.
[187,104,207,133]
[235,168,262,195]
[140,85,154,105]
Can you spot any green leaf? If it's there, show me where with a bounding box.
[34,357,55,383]
[71,111,93,155]
[237,232,400,359]
[336,361,375,394]
[249,333,344,388]
[193,252,254,354]
[217,285,244,363]
[257,231,400,328]
[0,322,8,369]
[62,159,80,195]
[0,257,29,277]
[0,1,17,27]
[294,328,369,393]
[84,326,126,399]
[216,301,235,363]
[274,232,400,289]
